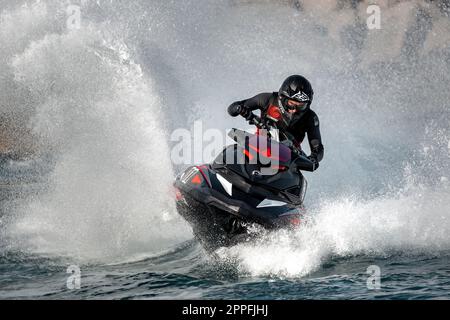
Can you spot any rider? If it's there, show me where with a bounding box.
[227,75,324,171]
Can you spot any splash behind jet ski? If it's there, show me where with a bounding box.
[173,112,315,252]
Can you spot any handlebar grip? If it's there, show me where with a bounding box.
[248,114,265,129]
[228,104,269,130]
[293,155,315,172]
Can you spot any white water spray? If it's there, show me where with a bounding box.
[1,1,190,261]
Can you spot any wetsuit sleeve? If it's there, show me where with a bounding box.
[307,111,324,162]
[228,93,273,114]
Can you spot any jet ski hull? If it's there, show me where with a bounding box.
[174,164,305,251]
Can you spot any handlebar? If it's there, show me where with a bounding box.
[229,107,316,171]
[293,154,316,172]
[242,111,307,159]
[246,112,270,130]
[229,104,271,130]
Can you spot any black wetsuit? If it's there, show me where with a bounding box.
[229,92,324,163]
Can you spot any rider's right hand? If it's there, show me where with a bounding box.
[228,103,243,117]
[241,106,253,120]
[228,103,253,121]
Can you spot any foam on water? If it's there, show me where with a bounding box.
[219,181,450,277]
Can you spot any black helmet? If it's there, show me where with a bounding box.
[278,75,314,125]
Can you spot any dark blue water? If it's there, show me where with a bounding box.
[1,239,449,300]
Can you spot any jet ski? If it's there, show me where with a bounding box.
[173,112,315,252]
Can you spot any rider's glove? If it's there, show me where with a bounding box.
[240,105,253,120]
[228,103,242,117]
[228,103,252,120]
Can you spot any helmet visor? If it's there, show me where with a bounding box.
[285,99,308,112]
[278,96,308,126]
[280,94,308,113]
